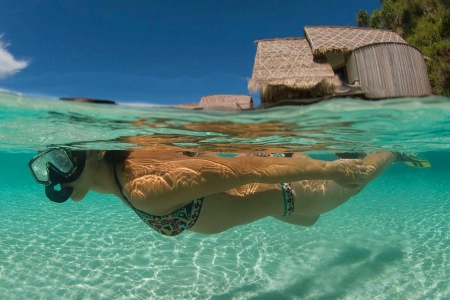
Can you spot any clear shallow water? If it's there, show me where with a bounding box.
[1,91,450,299]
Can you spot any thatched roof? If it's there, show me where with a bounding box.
[304,26,407,56]
[200,94,253,110]
[248,38,336,92]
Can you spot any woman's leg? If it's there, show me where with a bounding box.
[190,152,396,234]
[189,183,286,234]
[291,151,396,216]
[191,184,322,233]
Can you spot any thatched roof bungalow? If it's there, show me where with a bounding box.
[170,102,203,110]
[171,94,253,111]
[200,94,253,110]
[248,38,342,104]
[249,26,431,104]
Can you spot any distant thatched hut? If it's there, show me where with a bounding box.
[249,26,431,104]
[171,94,253,110]
[170,102,203,110]
[199,94,253,110]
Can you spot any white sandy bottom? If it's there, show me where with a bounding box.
[1,170,449,300]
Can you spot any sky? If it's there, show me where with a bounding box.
[0,0,381,105]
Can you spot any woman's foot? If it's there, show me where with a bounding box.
[396,153,431,168]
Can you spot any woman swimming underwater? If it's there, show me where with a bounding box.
[28,149,419,236]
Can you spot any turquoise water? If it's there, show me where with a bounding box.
[1,91,449,299]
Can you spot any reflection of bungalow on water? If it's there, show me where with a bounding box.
[249,26,432,106]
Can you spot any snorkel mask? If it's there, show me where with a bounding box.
[28,149,86,203]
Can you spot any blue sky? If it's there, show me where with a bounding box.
[0,0,380,105]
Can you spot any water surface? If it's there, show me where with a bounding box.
[1,92,449,299]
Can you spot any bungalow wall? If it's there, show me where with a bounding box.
[324,52,359,85]
[345,55,359,86]
[324,52,345,69]
[353,43,431,99]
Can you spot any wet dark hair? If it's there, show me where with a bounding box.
[104,150,131,165]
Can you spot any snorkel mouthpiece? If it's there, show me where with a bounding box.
[44,166,76,203]
[45,184,73,203]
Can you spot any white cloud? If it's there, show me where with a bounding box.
[0,88,22,95]
[0,35,29,79]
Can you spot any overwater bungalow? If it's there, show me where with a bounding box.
[172,94,254,111]
[249,26,432,106]
[200,94,254,110]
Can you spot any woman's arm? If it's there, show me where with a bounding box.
[122,155,367,214]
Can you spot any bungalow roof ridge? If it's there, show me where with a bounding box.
[304,25,402,33]
[253,37,306,45]
[304,29,315,52]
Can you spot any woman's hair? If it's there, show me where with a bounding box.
[104,150,131,165]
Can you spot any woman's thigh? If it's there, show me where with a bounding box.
[189,179,361,234]
[189,183,285,234]
[291,180,361,215]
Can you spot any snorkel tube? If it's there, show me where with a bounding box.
[44,151,86,203]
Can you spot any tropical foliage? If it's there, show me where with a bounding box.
[357,0,450,96]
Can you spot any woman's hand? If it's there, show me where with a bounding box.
[329,159,368,189]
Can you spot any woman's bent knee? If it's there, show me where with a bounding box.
[274,214,320,227]
[298,214,320,226]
